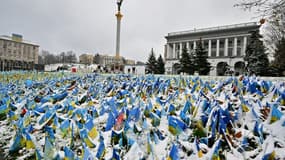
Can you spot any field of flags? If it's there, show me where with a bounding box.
[0,72,285,159]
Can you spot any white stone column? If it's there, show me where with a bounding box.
[233,37,238,56]
[243,36,247,56]
[166,44,171,59]
[193,41,197,50]
[186,42,190,53]
[224,38,228,57]
[216,39,220,57]
[208,40,211,57]
[179,43,183,59]
[172,43,176,59]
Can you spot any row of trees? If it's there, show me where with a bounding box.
[146,48,165,74]
[38,50,77,65]
[178,40,211,75]
[146,40,211,75]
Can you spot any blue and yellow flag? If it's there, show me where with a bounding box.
[79,129,96,148]
[64,146,75,160]
[111,149,120,160]
[85,117,98,139]
[44,136,55,159]
[60,119,70,137]
[9,132,25,153]
[262,151,276,160]
[24,131,35,149]
[105,112,115,131]
[35,149,43,160]
[195,137,203,158]
[83,145,94,160]
[96,139,106,159]
[168,116,187,135]
[167,143,179,160]
[270,103,283,123]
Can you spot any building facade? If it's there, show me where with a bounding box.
[164,22,260,76]
[0,34,39,71]
[124,64,146,75]
[94,54,122,66]
[79,54,94,65]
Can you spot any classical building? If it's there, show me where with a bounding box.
[0,34,39,71]
[79,53,94,65]
[164,22,260,76]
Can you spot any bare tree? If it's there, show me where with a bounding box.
[66,51,77,63]
[235,0,285,52]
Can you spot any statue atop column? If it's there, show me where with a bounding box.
[117,0,123,12]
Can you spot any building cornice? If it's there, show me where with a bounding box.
[166,22,259,38]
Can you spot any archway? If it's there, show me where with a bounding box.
[216,62,229,76]
[234,61,245,76]
[173,63,180,74]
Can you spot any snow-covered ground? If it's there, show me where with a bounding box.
[0,72,284,159]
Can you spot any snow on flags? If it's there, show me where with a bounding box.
[270,103,283,123]
[44,136,55,159]
[60,119,70,138]
[79,128,96,148]
[168,116,187,136]
[2,73,285,159]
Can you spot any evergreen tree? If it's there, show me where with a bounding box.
[157,54,165,74]
[194,40,211,75]
[244,30,269,76]
[179,45,194,75]
[273,37,285,75]
[146,48,157,74]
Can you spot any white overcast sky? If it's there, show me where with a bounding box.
[0,0,257,62]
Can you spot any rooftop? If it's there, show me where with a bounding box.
[167,22,259,37]
[0,34,39,46]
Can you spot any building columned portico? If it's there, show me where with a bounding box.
[164,22,260,76]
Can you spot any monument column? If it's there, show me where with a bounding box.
[115,0,124,72]
[115,11,123,59]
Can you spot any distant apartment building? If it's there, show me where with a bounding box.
[79,54,94,64]
[94,54,124,66]
[0,34,39,71]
